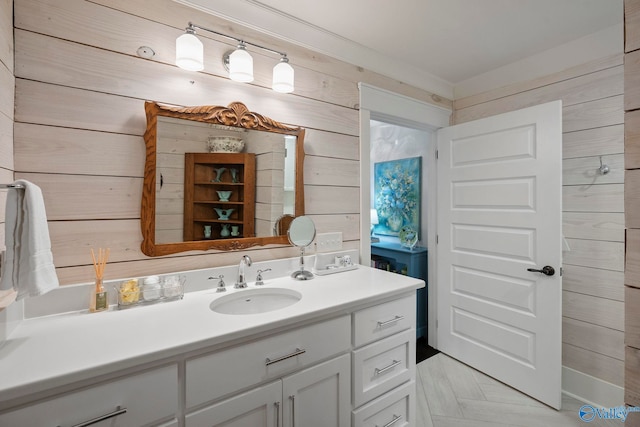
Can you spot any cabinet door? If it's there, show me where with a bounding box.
[282,353,350,427]
[0,365,178,427]
[185,381,281,427]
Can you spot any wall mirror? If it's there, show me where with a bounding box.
[141,101,305,256]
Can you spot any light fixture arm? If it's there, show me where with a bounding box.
[186,22,288,59]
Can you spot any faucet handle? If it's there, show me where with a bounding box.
[209,274,226,292]
[256,268,271,286]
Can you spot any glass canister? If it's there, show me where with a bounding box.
[162,274,184,299]
[142,275,162,301]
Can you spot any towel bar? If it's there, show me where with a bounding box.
[0,183,25,189]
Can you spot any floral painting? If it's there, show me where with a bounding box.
[373,157,421,236]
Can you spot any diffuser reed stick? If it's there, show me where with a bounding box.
[89,248,110,312]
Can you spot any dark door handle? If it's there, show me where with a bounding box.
[527,266,555,276]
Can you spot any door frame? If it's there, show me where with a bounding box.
[358,83,450,348]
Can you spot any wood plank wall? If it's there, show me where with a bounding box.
[0,0,14,256]
[626,0,640,409]
[10,0,450,285]
[454,55,625,387]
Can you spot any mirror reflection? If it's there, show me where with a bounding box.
[155,116,297,243]
[140,101,306,256]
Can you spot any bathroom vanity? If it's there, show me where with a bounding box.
[0,265,423,426]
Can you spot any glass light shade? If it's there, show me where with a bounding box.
[272,60,294,93]
[176,33,204,71]
[229,47,254,82]
[370,209,379,225]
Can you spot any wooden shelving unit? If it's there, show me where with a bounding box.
[184,152,256,241]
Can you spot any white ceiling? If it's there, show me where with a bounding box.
[178,0,623,98]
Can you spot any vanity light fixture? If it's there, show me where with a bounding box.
[176,22,295,93]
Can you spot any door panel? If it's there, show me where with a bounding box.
[282,354,350,427]
[437,101,562,409]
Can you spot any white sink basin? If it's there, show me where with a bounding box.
[210,288,302,315]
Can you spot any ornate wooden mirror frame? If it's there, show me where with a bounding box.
[141,101,305,256]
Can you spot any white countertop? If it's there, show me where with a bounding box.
[0,266,423,409]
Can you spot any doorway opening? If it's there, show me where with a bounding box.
[358,83,451,356]
[369,120,435,361]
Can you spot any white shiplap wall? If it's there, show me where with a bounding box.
[454,55,625,387]
[0,0,13,247]
[0,0,16,336]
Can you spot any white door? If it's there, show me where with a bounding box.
[436,101,563,409]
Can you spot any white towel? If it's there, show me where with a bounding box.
[0,180,59,302]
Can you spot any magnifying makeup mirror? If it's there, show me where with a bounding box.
[288,216,316,280]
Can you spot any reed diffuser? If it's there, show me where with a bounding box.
[89,248,110,312]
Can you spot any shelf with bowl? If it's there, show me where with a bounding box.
[184,152,255,241]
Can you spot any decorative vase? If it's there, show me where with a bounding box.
[230,168,239,183]
[220,224,230,237]
[399,226,418,249]
[214,208,234,220]
[231,225,240,237]
[387,212,403,232]
[203,225,212,239]
[207,136,245,153]
[212,167,226,182]
[216,190,232,201]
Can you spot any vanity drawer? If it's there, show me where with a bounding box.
[353,329,415,407]
[353,294,415,347]
[352,380,415,427]
[186,315,350,408]
[0,364,178,427]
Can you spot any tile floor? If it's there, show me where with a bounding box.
[416,353,623,426]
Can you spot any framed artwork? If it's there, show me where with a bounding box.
[373,157,421,237]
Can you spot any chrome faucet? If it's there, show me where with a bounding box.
[235,255,252,288]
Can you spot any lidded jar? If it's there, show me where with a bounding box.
[143,275,161,301]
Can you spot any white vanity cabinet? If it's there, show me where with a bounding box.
[351,294,417,427]
[186,354,350,427]
[0,267,423,427]
[0,364,178,427]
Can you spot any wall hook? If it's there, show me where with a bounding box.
[598,156,610,175]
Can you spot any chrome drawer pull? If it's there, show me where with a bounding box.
[67,406,127,427]
[265,348,306,366]
[275,401,281,427]
[377,414,402,427]
[377,315,404,328]
[374,359,401,376]
[290,395,296,427]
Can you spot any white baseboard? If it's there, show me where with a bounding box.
[562,366,624,407]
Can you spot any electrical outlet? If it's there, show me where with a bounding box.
[315,232,343,253]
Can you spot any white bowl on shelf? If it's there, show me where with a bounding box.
[207,136,244,153]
